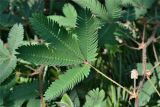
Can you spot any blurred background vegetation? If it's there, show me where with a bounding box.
[0,0,160,107]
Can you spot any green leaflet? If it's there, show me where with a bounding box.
[0,56,17,84]
[0,0,8,13]
[136,63,152,75]
[83,88,107,107]
[0,14,21,28]
[11,81,39,107]
[8,24,24,54]
[106,85,129,107]
[139,76,157,106]
[44,65,90,101]
[48,3,77,28]
[0,40,10,63]
[0,23,24,84]
[30,14,84,60]
[73,0,155,21]
[27,98,40,107]
[72,0,123,21]
[17,45,82,66]
[105,0,122,20]
[76,10,99,61]
[72,0,108,21]
[56,94,74,107]
[139,66,160,106]
[122,0,155,19]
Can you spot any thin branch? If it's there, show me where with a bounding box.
[146,76,160,96]
[25,65,46,107]
[150,62,160,72]
[142,24,146,43]
[86,62,132,95]
[136,22,160,107]
[123,42,140,50]
[152,43,159,63]
[24,65,35,71]
[146,23,160,47]
[38,65,45,107]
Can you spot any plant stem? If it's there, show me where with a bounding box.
[152,44,158,63]
[146,76,160,96]
[38,65,45,107]
[87,63,132,95]
[136,22,160,107]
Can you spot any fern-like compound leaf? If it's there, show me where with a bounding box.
[17,45,83,66]
[83,88,107,107]
[48,3,77,28]
[72,0,108,21]
[105,0,122,20]
[11,81,39,107]
[8,23,24,54]
[0,23,24,84]
[44,65,90,101]
[76,10,99,62]
[0,40,10,63]
[30,14,84,61]
[122,0,155,19]
[0,55,17,84]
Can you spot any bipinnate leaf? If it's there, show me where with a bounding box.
[72,0,108,21]
[8,23,24,54]
[83,88,107,107]
[17,45,82,66]
[0,40,10,63]
[0,56,17,84]
[0,23,24,84]
[48,3,77,28]
[30,14,84,61]
[76,10,99,61]
[44,65,90,101]
[19,10,99,65]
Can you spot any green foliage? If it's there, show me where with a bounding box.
[19,9,99,64]
[56,94,74,107]
[72,0,123,21]
[0,56,17,84]
[136,63,153,75]
[8,24,24,54]
[106,85,129,107]
[138,66,160,106]
[48,3,77,28]
[105,0,122,20]
[0,24,24,84]
[75,10,99,61]
[18,45,82,66]
[72,0,108,21]
[122,0,155,19]
[0,80,39,107]
[17,10,100,101]
[83,88,107,107]
[0,0,160,107]
[29,14,84,63]
[44,65,90,100]
[11,81,39,107]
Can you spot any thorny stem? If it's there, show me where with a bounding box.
[85,62,133,95]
